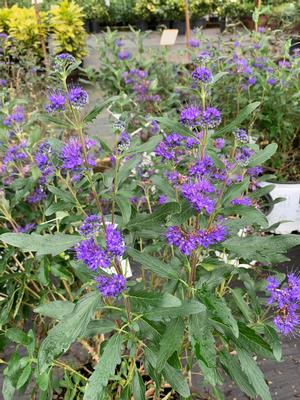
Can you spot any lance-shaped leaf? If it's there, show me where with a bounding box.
[83,334,123,400]
[38,292,99,373]
[126,248,179,279]
[248,143,278,167]
[237,348,272,400]
[0,233,81,256]
[156,318,185,372]
[217,102,260,135]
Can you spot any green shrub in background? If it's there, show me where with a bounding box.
[50,0,87,59]
[190,0,213,18]
[75,0,109,24]
[108,0,136,25]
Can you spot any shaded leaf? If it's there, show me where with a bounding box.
[83,334,123,400]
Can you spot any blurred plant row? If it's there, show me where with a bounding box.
[2,0,297,26]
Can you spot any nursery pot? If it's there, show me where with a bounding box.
[240,15,255,30]
[84,20,93,34]
[172,20,185,35]
[209,16,219,23]
[90,19,101,33]
[191,18,207,29]
[135,20,149,31]
[261,181,300,234]
[219,17,226,33]
[289,37,300,55]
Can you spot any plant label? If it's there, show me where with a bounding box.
[160,29,178,46]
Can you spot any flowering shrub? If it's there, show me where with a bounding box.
[187,28,300,180]
[1,49,300,400]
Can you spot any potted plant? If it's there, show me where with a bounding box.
[190,0,211,30]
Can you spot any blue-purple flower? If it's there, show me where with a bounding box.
[3,106,25,126]
[118,50,131,60]
[68,86,89,108]
[192,67,212,84]
[95,274,126,297]
[45,91,67,113]
[266,273,300,335]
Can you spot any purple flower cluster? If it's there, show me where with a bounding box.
[180,106,221,129]
[95,274,126,298]
[155,133,186,161]
[234,129,249,143]
[189,38,200,48]
[17,223,36,233]
[27,186,47,204]
[2,141,28,166]
[266,274,300,335]
[3,106,25,126]
[60,137,97,171]
[75,216,126,297]
[231,197,252,206]
[35,142,54,183]
[45,91,66,113]
[122,69,160,103]
[192,67,212,84]
[181,180,215,214]
[118,50,131,60]
[45,86,88,113]
[68,86,89,108]
[166,225,227,255]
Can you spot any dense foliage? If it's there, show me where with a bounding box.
[0,15,300,400]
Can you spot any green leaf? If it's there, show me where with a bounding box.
[234,322,273,359]
[189,313,216,368]
[126,248,179,279]
[146,300,206,321]
[133,367,146,400]
[163,363,190,398]
[222,206,268,228]
[203,294,239,338]
[223,234,300,264]
[0,233,81,256]
[2,377,15,400]
[48,186,76,204]
[264,325,282,361]
[219,351,256,398]
[117,156,140,187]
[83,320,116,337]
[83,96,119,124]
[248,143,278,167]
[231,289,253,322]
[156,318,184,372]
[217,102,261,135]
[6,328,29,346]
[212,71,228,84]
[16,364,31,389]
[83,334,123,400]
[155,117,193,137]
[145,348,190,398]
[38,292,99,373]
[116,194,131,225]
[36,371,49,392]
[34,301,75,320]
[127,135,162,154]
[237,348,272,400]
[223,178,250,204]
[127,202,180,230]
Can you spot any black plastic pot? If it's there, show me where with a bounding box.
[191,18,206,29]
[172,20,185,35]
[84,20,93,34]
[157,20,172,29]
[135,20,148,31]
[209,16,219,23]
[220,17,226,33]
[289,37,300,55]
[90,19,101,33]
